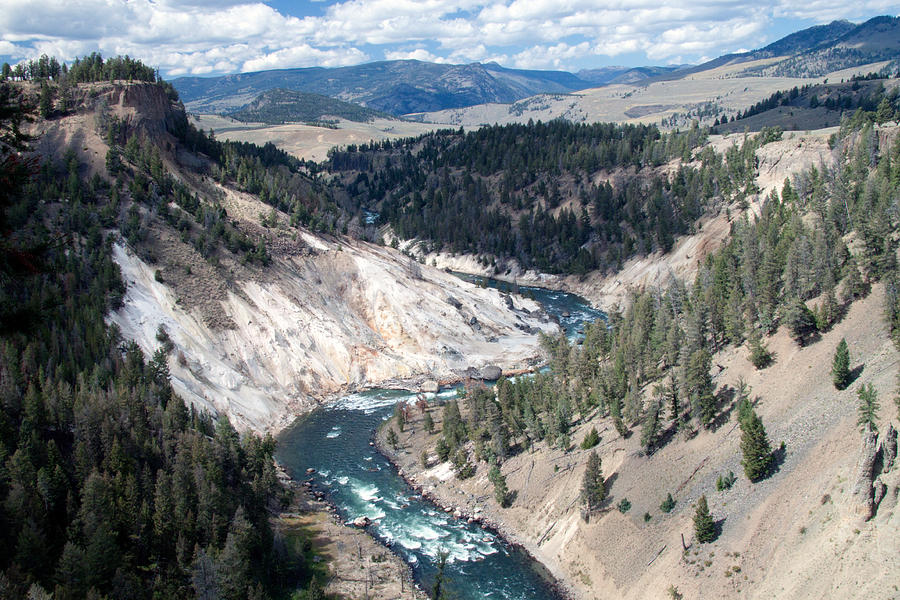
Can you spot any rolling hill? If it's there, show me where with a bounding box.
[173,60,594,116]
[227,88,391,124]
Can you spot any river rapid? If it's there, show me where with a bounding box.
[276,281,604,599]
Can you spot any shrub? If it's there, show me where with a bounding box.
[660,493,676,513]
[580,427,600,449]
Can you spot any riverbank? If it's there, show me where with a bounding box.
[274,462,429,600]
[369,286,900,600]
[373,406,577,600]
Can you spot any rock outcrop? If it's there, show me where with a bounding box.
[848,424,879,520]
[882,424,897,473]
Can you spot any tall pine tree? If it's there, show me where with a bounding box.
[831,338,850,390]
[581,450,606,512]
[740,408,772,481]
[693,495,716,543]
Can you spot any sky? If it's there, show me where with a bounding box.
[1,0,898,78]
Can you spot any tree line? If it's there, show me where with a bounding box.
[0,79,325,599]
[328,120,782,275]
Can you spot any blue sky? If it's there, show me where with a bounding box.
[1,1,898,77]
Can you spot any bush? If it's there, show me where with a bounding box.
[617,498,632,513]
[716,471,737,491]
[435,438,451,462]
[660,493,676,513]
[580,427,600,449]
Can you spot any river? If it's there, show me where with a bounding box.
[276,281,605,599]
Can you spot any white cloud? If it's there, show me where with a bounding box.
[0,0,895,76]
[384,48,449,63]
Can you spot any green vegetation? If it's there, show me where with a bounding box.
[387,427,399,450]
[580,427,600,449]
[331,119,769,274]
[229,88,388,124]
[832,338,851,390]
[660,493,676,513]
[857,383,881,432]
[0,86,319,599]
[716,471,737,491]
[2,53,157,84]
[489,465,510,507]
[581,450,606,512]
[617,498,632,513]
[740,409,773,481]
[693,495,717,543]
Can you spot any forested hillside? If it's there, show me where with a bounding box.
[425,117,898,466]
[0,58,328,600]
[228,88,390,125]
[714,74,900,133]
[330,120,776,274]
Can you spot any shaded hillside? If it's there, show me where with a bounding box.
[715,75,900,133]
[753,19,856,58]
[329,120,778,275]
[577,65,682,86]
[228,88,390,124]
[173,60,593,115]
[648,17,887,84]
[753,16,900,77]
[0,68,318,600]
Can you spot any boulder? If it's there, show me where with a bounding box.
[352,516,371,528]
[479,365,502,380]
[446,295,462,309]
[421,380,439,394]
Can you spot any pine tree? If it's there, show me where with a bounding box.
[386,427,399,450]
[857,383,880,433]
[747,326,772,369]
[660,492,676,513]
[581,450,606,511]
[693,495,716,543]
[740,409,772,481]
[686,348,716,428]
[641,398,661,453]
[432,549,450,600]
[785,297,816,345]
[831,338,850,390]
[489,465,509,507]
[423,411,434,434]
[394,402,406,432]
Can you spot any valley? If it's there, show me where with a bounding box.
[1,11,899,599]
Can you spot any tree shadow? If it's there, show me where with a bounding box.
[767,443,787,478]
[652,423,679,453]
[848,364,865,387]
[598,473,619,508]
[713,517,726,540]
[506,490,519,507]
[710,386,737,432]
[798,331,821,348]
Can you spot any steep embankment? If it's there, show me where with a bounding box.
[416,126,842,309]
[386,284,900,600]
[32,80,557,434]
[109,228,556,433]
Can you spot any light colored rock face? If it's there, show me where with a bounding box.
[109,236,557,433]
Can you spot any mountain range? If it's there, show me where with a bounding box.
[173,15,899,119]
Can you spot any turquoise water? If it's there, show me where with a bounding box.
[276,283,604,599]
